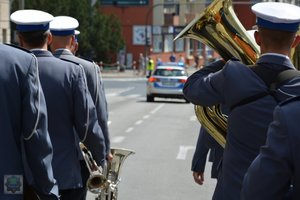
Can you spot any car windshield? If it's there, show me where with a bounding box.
[154,68,186,77]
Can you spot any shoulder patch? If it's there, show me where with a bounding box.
[279,96,300,106]
[5,43,32,53]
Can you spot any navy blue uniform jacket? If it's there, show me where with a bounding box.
[242,96,300,200]
[32,50,105,190]
[192,127,223,179]
[53,49,110,155]
[183,55,300,200]
[0,44,58,199]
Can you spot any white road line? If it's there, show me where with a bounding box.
[176,145,195,160]
[135,120,143,125]
[111,136,125,143]
[143,115,150,119]
[150,104,165,114]
[125,127,134,133]
[106,87,135,97]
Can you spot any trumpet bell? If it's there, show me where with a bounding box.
[87,172,109,194]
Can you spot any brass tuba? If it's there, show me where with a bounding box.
[174,0,260,147]
[96,148,135,200]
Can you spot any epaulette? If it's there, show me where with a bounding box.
[5,43,32,54]
[279,96,300,107]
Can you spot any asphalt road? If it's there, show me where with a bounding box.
[87,71,216,200]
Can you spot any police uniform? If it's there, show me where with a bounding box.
[10,10,106,199]
[241,96,300,199]
[192,127,223,179]
[183,2,300,200]
[0,43,58,199]
[49,16,110,157]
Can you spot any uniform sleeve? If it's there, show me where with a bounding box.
[21,55,59,198]
[95,66,111,155]
[73,65,106,166]
[191,127,210,173]
[241,106,292,200]
[183,60,226,106]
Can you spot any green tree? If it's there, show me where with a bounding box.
[11,0,124,62]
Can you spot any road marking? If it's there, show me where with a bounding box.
[143,115,150,119]
[150,104,165,114]
[125,127,134,133]
[111,136,125,143]
[176,145,195,160]
[135,120,143,125]
[106,87,135,97]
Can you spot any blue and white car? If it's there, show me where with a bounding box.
[146,64,189,102]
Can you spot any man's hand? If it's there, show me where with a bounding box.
[193,171,205,185]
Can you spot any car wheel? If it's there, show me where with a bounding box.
[147,95,154,102]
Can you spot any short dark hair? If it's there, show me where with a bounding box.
[19,30,49,47]
[258,27,296,50]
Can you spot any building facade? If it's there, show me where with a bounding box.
[100,0,298,68]
[0,0,10,43]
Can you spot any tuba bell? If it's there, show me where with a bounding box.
[96,148,135,200]
[174,0,260,147]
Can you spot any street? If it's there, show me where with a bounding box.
[87,75,216,200]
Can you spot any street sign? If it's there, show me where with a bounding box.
[100,0,149,6]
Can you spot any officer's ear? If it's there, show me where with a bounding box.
[47,32,52,46]
[254,30,261,46]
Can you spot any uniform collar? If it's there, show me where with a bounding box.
[53,48,73,56]
[31,49,53,57]
[257,53,295,70]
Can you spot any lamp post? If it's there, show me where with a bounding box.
[144,3,164,69]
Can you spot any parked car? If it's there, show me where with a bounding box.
[146,64,189,102]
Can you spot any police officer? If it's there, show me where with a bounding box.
[241,96,300,199]
[49,16,112,161]
[183,2,300,200]
[10,10,106,200]
[0,43,59,199]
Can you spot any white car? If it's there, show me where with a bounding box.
[146,64,189,102]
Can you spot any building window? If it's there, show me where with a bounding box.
[164,34,173,52]
[153,35,163,53]
[175,38,184,52]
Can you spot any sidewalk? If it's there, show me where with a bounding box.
[100,67,197,79]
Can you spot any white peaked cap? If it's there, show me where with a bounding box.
[50,16,79,36]
[252,2,300,32]
[10,9,53,32]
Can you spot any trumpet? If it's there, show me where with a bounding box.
[79,142,109,194]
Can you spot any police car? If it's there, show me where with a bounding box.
[146,63,188,102]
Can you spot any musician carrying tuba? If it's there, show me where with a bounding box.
[176,0,300,199]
